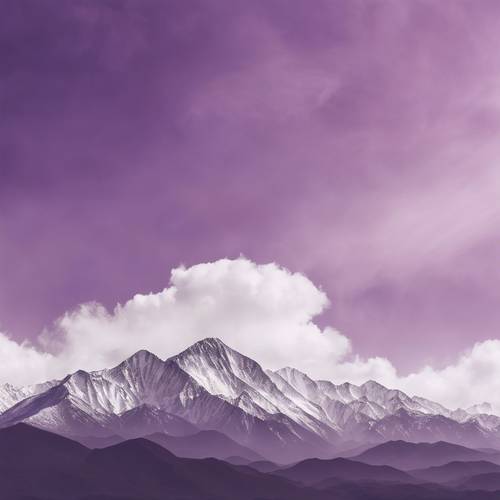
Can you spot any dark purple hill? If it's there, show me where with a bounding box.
[82,438,324,499]
[273,456,414,485]
[411,460,500,483]
[145,428,262,461]
[457,472,500,491]
[0,422,88,470]
[0,424,323,500]
[2,424,500,500]
[354,440,489,469]
[247,459,281,473]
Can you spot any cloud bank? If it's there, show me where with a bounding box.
[1,258,499,413]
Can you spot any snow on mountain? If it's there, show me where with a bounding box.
[468,402,494,415]
[265,369,329,424]
[116,404,198,438]
[171,338,337,441]
[411,396,453,416]
[0,337,499,460]
[0,384,27,412]
[0,379,58,412]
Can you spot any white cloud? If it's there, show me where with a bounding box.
[0,258,351,384]
[0,257,499,414]
[0,334,56,386]
[46,258,351,377]
[399,340,500,413]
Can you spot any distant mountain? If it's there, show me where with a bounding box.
[247,459,281,473]
[354,440,494,470]
[273,456,414,485]
[1,423,500,500]
[457,472,500,492]
[370,408,493,447]
[0,423,319,500]
[74,433,124,448]
[316,481,500,499]
[411,460,500,483]
[224,455,253,465]
[81,438,303,500]
[1,338,500,464]
[146,429,263,461]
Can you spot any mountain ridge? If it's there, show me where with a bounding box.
[1,337,500,463]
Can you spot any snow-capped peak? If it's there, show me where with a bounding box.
[116,349,164,370]
[1,337,499,458]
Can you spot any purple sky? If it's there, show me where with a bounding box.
[1,0,500,374]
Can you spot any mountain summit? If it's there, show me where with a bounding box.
[0,338,499,463]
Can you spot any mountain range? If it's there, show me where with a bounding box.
[2,423,500,500]
[1,337,500,464]
[2,338,500,499]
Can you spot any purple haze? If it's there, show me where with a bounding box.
[1,1,500,372]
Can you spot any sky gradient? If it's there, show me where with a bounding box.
[1,0,500,376]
